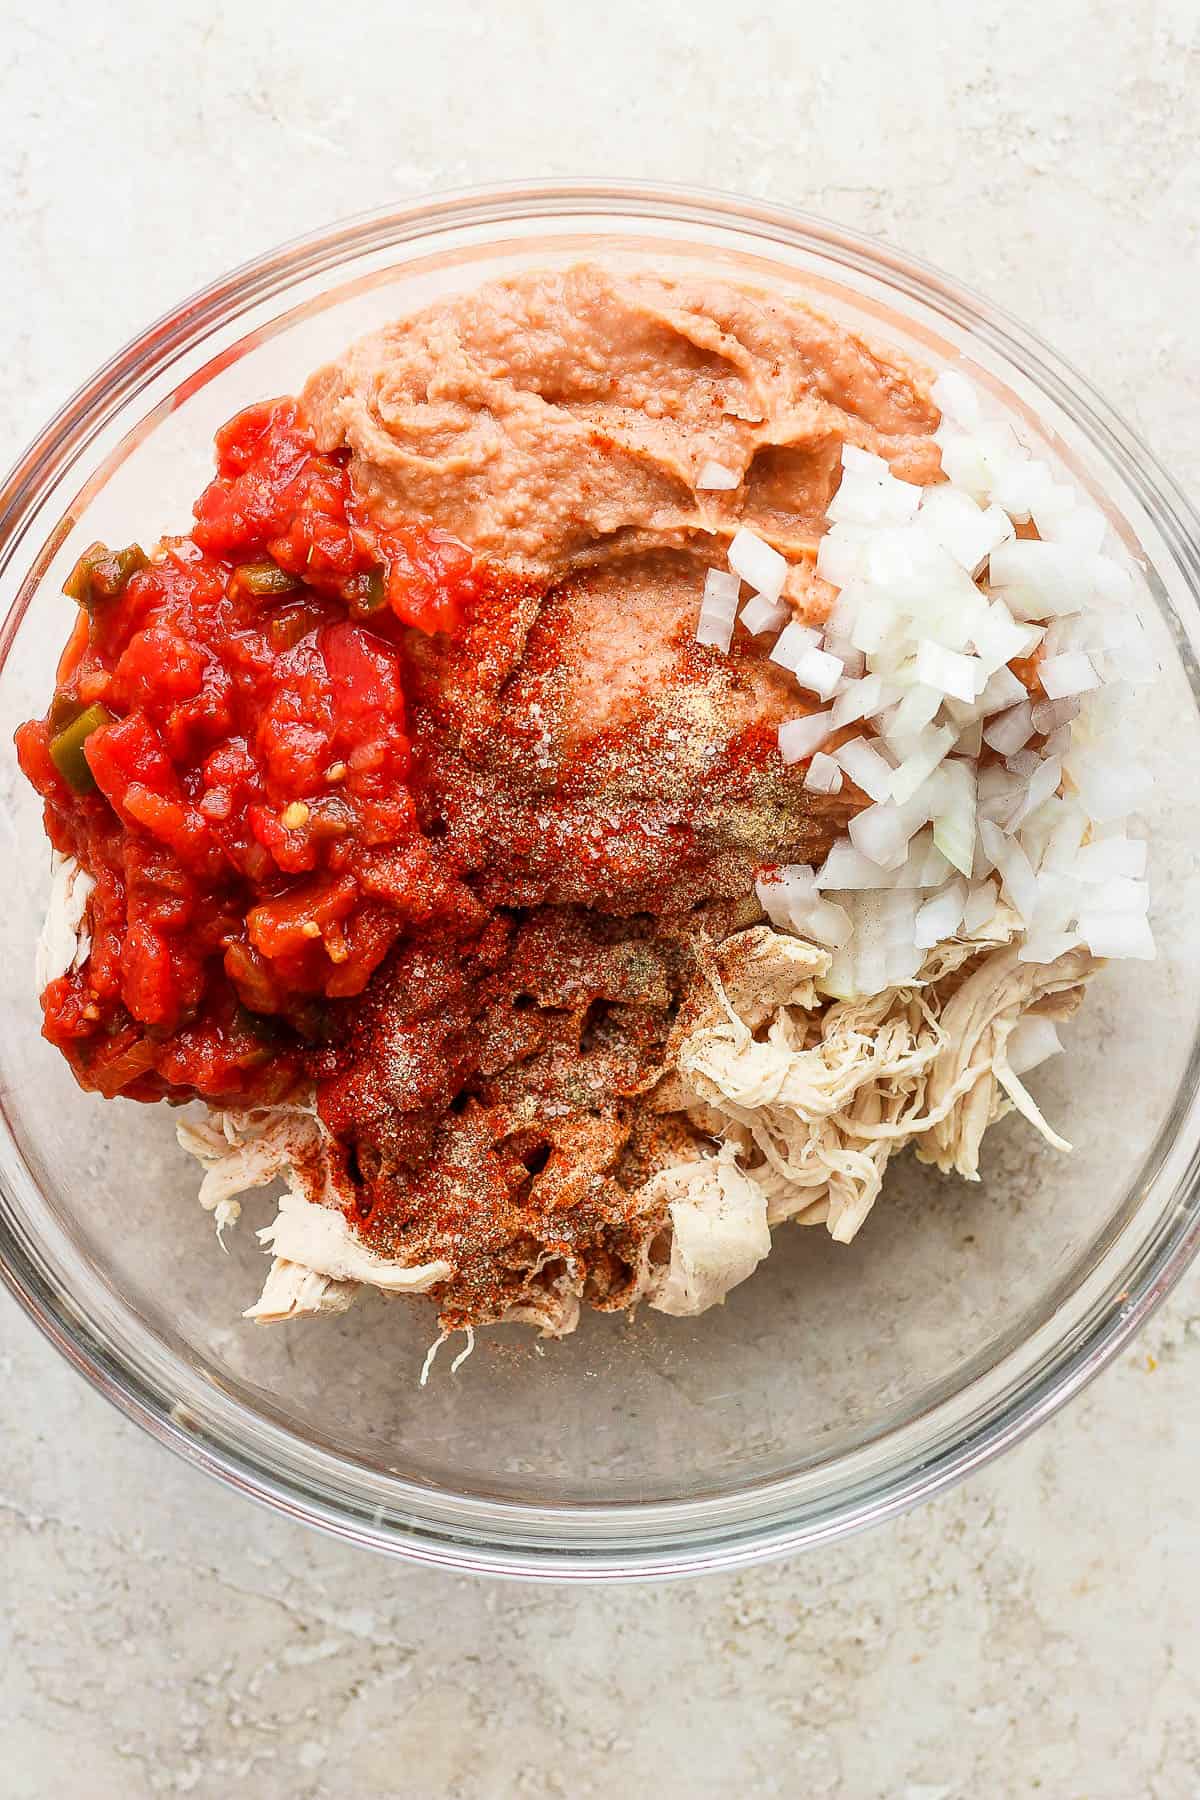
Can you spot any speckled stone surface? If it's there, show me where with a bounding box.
[3,3,1199,1795]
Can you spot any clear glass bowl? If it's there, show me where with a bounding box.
[2,181,1199,1582]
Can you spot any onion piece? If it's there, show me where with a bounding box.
[1066,746,1152,823]
[815,840,897,890]
[754,864,817,929]
[1005,1015,1064,1075]
[804,752,843,796]
[1078,875,1150,916]
[793,896,854,948]
[961,878,998,933]
[770,619,822,671]
[918,484,1012,575]
[931,759,977,877]
[889,724,955,805]
[827,467,922,527]
[1077,911,1156,960]
[1039,652,1100,700]
[696,568,740,652]
[914,879,968,948]
[833,737,895,803]
[778,712,834,765]
[887,683,943,741]
[1040,505,1106,555]
[915,640,985,704]
[791,644,845,701]
[1009,754,1062,829]
[697,459,740,491]
[741,592,790,636]
[1031,694,1080,735]
[729,528,787,600]
[848,801,916,871]
[932,369,982,429]
[983,702,1034,756]
[815,532,864,591]
[955,718,983,759]
[970,599,1040,671]
[979,820,1039,925]
[988,540,1086,617]
[696,612,735,652]
[823,634,866,680]
[851,588,901,656]
[842,444,891,477]
[1073,837,1147,881]
[831,672,886,728]
[1018,930,1083,965]
[973,664,1029,720]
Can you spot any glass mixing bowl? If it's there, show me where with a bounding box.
[2,182,1199,1581]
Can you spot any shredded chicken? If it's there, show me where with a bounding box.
[35,851,93,992]
[168,912,1095,1336]
[639,1144,771,1316]
[42,851,1098,1339]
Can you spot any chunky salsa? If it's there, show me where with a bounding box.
[16,400,491,1105]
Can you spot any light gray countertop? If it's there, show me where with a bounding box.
[3,3,1199,1794]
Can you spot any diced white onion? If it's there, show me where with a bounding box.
[778,712,834,764]
[770,619,822,671]
[703,567,741,609]
[1030,694,1080,735]
[1018,930,1083,965]
[890,724,954,805]
[741,592,790,636]
[1006,1014,1064,1074]
[804,752,844,796]
[1039,652,1100,699]
[1066,746,1152,823]
[696,611,735,652]
[754,864,817,930]
[827,466,922,528]
[729,528,787,601]
[795,896,854,948]
[932,759,977,878]
[983,702,1034,756]
[915,640,985,704]
[697,459,740,491]
[1040,505,1106,555]
[842,444,890,477]
[1077,911,1156,961]
[833,737,895,803]
[961,878,998,933]
[932,369,983,429]
[970,598,1039,671]
[796,370,1157,997]
[1009,754,1062,829]
[831,672,886,728]
[816,531,864,590]
[988,539,1086,618]
[849,801,916,871]
[822,633,865,680]
[1073,837,1147,881]
[979,820,1039,925]
[888,683,943,741]
[918,484,1012,575]
[973,664,1029,719]
[914,879,967,949]
[955,717,983,759]
[791,644,845,701]
[816,840,895,890]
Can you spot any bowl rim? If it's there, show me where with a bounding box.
[3,176,1200,1582]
